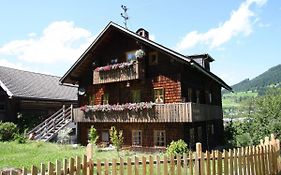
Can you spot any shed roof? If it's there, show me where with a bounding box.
[0,66,77,101]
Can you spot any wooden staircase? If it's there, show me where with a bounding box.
[28,105,73,142]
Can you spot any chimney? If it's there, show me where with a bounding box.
[136,28,149,39]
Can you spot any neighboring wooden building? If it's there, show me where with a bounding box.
[60,22,232,149]
[0,66,77,122]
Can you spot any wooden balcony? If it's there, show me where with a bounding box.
[73,103,222,123]
[93,61,144,85]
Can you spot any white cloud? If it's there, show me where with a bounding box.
[0,59,27,70]
[0,21,95,64]
[149,34,156,41]
[175,0,267,52]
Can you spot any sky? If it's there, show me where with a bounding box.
[0,0,280,86]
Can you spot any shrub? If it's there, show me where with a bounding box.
[0,122,18,141]
[88,126,99,145]
[109,126,123,152]
[13,133,27,144]
[167,139,189,156]
[236,133,253,147]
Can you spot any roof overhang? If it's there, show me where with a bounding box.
[0,80,13,97]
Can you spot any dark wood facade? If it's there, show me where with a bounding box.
[0,85,75,122]
[0,66,78,123]
[0,87,16,121]
[61,22,231,149]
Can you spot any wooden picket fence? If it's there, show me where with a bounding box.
[4,134,280,175]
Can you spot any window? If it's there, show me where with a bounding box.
[111,59,118,64]
[132,130,142,146]
[102,93,109,105]
[205,91,212,104]
[187,88,192,102]
[154,88,164,103]
[189,128,195,146]
[208,124,215,135]
[88,94,95,106]
[149,52,158,65]
[196,90,200,104]
[126,50,137,61]
[0,102,5,112]
[131,90,141,103]
[209,92,212,104]
[154,130,166,147]
[101,131,109,142]
[197,126,202,142]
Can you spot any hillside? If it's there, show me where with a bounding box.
[230,64,281,93]
[222,64,281,118]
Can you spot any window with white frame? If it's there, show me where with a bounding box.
[154,88,164,103]
[154,130,166,147]
[126,50,137,61]
[132,130,142,146]
[101,131,109,142]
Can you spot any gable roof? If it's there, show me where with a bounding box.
[0,66,77,101]
[60,21,232,91]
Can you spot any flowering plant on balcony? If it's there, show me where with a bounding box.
[80,102,155,113]
[135,49,145,59]
[94,61,135,72]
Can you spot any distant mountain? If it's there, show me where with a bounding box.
[230,64,281,93]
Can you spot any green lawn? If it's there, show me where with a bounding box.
[0,141,85,169]
[0,141,163,169]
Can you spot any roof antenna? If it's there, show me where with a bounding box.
[121,5,129,29]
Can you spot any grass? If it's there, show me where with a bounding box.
[0,141,85,169]
[0,141,163,169]
[222,91,258,107]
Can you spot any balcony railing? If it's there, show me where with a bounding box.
[73,103,222,123]
[93,61,144,85]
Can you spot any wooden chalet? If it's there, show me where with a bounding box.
[60,22,232,149]
[0,66,77,122]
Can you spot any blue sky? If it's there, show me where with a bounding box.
[0,0,280,86]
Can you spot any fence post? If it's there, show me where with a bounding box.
[22,167,27,175]
[48,162,54,175]
[31,166,38,175]
[265,136,270,145]
[276,139,281,173]
[82,155,87,175]
[86,143,93,161]
[196,142,202,174]
[56,160,61,175]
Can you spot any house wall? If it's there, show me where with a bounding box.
[180,64,222,106]
[77,119,223,150]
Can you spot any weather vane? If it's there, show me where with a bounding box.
[121,5,129,29]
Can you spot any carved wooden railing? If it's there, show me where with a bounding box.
[73,103,222,123]
[93,61,144,84]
